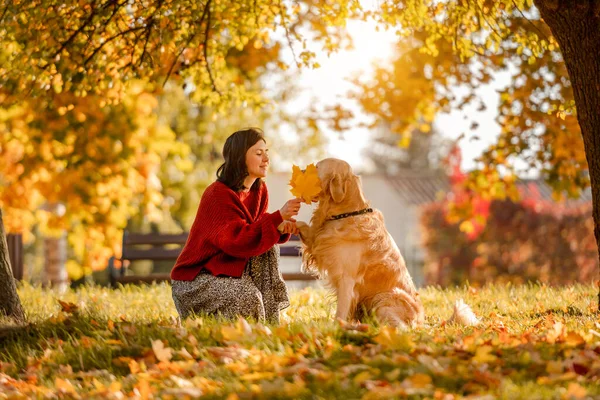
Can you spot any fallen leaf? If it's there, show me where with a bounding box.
[546,321,566,344]
[353,370,372,384]
[151,339,173,363]
[564,331,585,346]
[473,345,497,364]
[162,387,204,398]
[135,379,151,400]
[129,359,140,374]
[206,347,250,364]
[58,300,78,314]
[403,373,432,388]
[221,325,244,342]
[108,381,122,393]
[55,378,76,393]
[240,372,277,381]
[563,382,587,399]
[373,326,414,351]
[179,347,194,360]
[546,360,563,374]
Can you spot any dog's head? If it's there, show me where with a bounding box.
[315,158,364,205]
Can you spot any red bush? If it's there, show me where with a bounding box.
[421,198,597,286]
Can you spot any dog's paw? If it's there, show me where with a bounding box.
[295,221,310,239]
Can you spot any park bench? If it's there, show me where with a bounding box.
[6,233,24,280]
[108,231,317,286]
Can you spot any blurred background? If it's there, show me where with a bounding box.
[2,1,596,291]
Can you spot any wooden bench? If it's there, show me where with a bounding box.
[108,232,317,286]
[6,233,24,280]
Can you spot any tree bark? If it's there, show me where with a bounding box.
[0,209,26,324]
[534,1,600,308]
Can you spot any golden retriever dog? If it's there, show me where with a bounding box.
[296,158,479,328]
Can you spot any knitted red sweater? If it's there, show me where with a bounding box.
[170,180,289,280]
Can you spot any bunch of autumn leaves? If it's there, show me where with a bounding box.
[289,164,321,204]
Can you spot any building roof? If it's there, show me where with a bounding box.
[384,171,593,207]
[384,171,450,205]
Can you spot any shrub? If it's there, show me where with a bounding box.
[421,198,597,286]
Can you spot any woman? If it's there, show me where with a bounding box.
[170,128,302,323]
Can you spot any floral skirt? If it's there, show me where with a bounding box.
[171,246,290,324]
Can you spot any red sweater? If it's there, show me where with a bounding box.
[170,180,289,280]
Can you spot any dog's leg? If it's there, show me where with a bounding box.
[296,221,312,246]
[335,277,356,321]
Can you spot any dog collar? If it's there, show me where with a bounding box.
[328,207,373,221]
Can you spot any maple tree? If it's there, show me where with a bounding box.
[0,1,347,269]
[0,0,357,319]
[350,1,593,198]
[340,1,600,303]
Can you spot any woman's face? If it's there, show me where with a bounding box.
[245,140,269,179]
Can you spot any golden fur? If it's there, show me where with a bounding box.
[296,158,425,328]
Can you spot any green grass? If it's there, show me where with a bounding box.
[1,282,600,399]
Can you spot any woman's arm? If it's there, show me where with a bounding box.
[210,209,284,258]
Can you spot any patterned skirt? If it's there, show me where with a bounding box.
[171,246,290,324]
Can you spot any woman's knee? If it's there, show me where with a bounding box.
[236,281,265,320]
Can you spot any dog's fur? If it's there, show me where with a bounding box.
[296,158,426,328]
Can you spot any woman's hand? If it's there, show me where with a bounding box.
[277,220,299,235]
[280,198,302,220]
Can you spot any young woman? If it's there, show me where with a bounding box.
[170,128,302,323]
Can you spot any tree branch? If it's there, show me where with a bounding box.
[511,0,551,43]
[50,0,100,60]
[279,0,299,67]
[162,0,220,95]
[139,19,155,67]
[477,6,505,41]
[83,25,146,66]
[202,4,220,94]
[0,4,9,25]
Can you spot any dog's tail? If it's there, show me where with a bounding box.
[446,298,480,326]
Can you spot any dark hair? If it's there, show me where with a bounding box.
[216,128,266,192]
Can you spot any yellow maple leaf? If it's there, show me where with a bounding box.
[373,326,414,351]
[289,163,322,204]
[565,382,587,399]
[403,373,432,388]
[55,378,76,393]
[472,345,497,364]
[564,331,585,346]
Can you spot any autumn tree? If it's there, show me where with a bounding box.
[0,0,356,319]
[342,1,600,302]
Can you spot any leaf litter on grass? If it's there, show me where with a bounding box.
[1,283,599,398]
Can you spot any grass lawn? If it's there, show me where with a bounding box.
[1,283,599,399]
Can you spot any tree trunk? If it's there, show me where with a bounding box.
[0,209,26,324]
[534,1,600,308]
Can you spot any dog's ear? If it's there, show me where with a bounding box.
[329,173,347,203]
